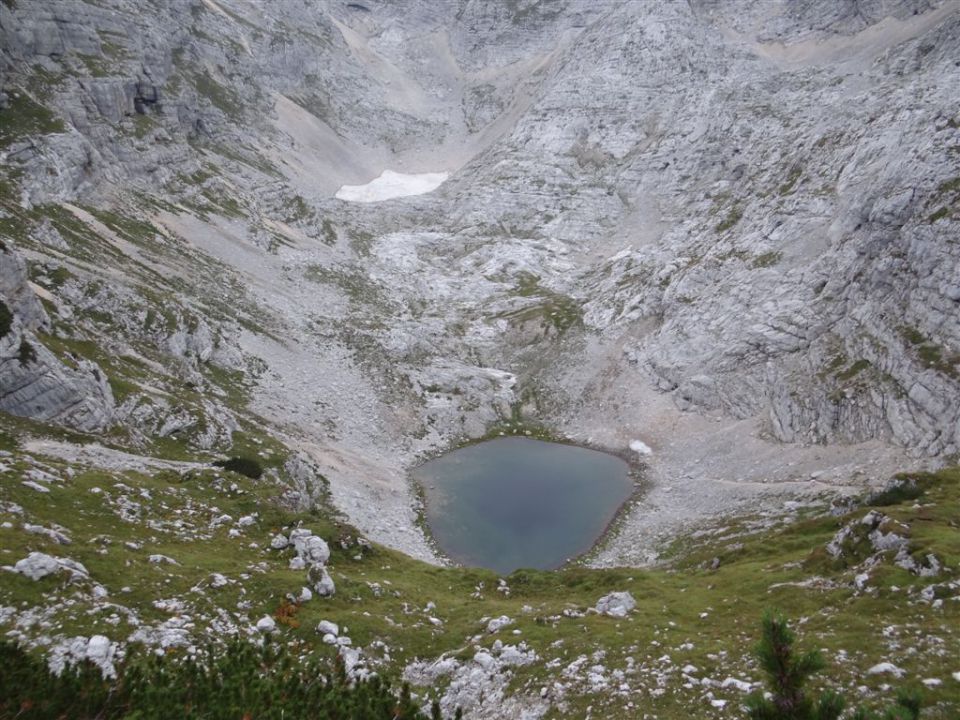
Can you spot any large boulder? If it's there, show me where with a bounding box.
[12,551,59,580]
[309,566,336,597]
[11,551,88,580]
[595,591,636,618]
[296,535,331,567]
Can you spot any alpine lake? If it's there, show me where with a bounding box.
[413,437,636,575]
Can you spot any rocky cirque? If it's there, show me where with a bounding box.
[1,0,959,563]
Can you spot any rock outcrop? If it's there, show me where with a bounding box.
[0,245,114,432]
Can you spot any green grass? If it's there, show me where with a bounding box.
[496,273,584,335]
[900,327,960,379]
[0,91,66,147]
[715,205,743,233]
[928,207,951,222]
[283,195,315,224]
[193,71,244,119]
[1,415,957,717]
[751,250,782,269]
[927,177,960,222]
[836,358,871,381]
[305,264,390,310]
[76,53,114,78]
[85,207,162,247]
[778,166,803,196]
[130,113,156,139]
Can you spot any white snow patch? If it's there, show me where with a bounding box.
[335,170,449,203]
[629,439,652,456]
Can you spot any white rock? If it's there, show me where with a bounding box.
[85,635,114,668]
[270,533,289,550]
[289,527,313,541]
[486,615,513,633]
[721,677,754,693]
[22,523,71,544]
[499,645,536,666]
[296,535,331,566]
[474,651,496,670]
[317,620,339,637]
[256,616,276,633]
[921,678,942,687]
[595,591,636,618]
[867,662,905,677]
[312,567,336,597]
[13,552,60,580]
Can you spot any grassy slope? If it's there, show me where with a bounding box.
[1,409,957,719]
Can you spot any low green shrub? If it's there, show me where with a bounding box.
[745,612,922,720]
[18,339,36,367]
[213,455,264,479]
[0,300,12,339]
[867,479,926,507]
[0,639,433,720]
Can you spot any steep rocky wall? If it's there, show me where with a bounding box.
[0,244,113,431]
[1,0,958,464]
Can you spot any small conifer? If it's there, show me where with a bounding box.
[745,612,922,720]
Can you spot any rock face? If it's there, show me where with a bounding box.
[280,452,328,511]
[1,0,958,557]
[0,245,113,431]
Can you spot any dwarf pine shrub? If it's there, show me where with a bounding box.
[0,300,12,339]
[213,455,264,479]
[745,612,922,720]
[0,639,433,720]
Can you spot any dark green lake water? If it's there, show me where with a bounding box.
[413,437,634,575]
